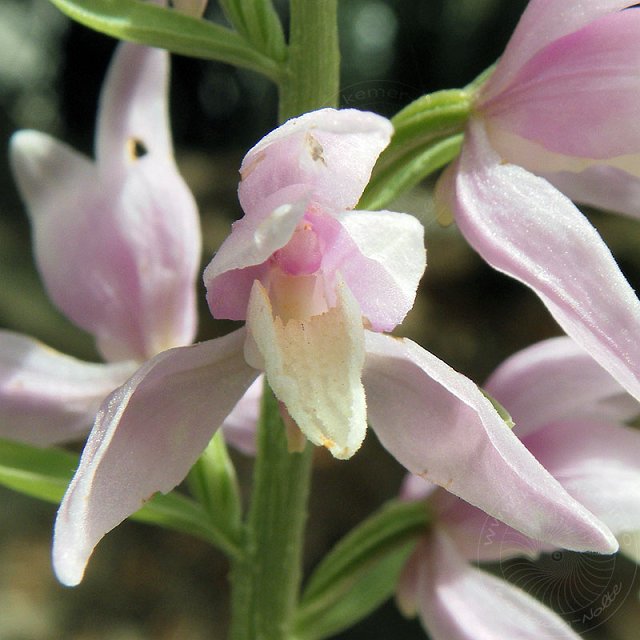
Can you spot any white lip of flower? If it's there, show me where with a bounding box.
[245,276,367,459]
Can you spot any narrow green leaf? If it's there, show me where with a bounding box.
[297,500,429,623]
[0,438,77,503]
[391,89,471,138]
[47,0,283,81]
[135,490,243,559]
[359,89,471,210]
[294,544,414,640]
[0,438,242,559]
[359,134,463,211]
[218,0,287,62]
[187,430,242,540]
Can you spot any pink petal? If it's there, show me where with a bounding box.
[334,210,426,331]
[221,374,262,456]
[205,197,426,332]
[414,529,582,640]
[399,476,541,564]
[9,130,96,217]
[10,129,201,362]
[362,331,616,553]
[204,185,309,320]
[238,108,393,215]
[94,158,201,361]
[95,42,172,176]
[395,543,421,618]
[482,1,635,102]
[399,473,438,502]
[527,420,640,535]
[546,164,640,221]
[0,331,136,446]
[53,329,258,586]
[482,10,640,159]
[454,122,640,404]
[484,337,636,439]
[436,493,549,564]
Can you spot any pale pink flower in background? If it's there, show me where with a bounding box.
[53,109,615,587]
[398,336,640,639]
[397,527,583,640]
[438,0,640,406]
[171,0,208,17]
[1,42,201,445]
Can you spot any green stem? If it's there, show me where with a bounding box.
[229,385,314,640]
[229,4,339,638]
[278,0,340,121]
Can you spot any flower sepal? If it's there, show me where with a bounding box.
[0,437,242,558]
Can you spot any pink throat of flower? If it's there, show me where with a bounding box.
[271,220,323,276]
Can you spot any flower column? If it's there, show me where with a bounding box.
[228,2,339,639]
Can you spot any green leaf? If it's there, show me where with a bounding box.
[47,0,283,81]
[359,134,462,212]
[391,89,470,135]
[136,489,243,559]
[0,438,242,559]
[218,0,287,62]
[0,437,77,503]
[359,89,471,210]
[294,500,428,638]
[293,544,414,640]
[187,430,242,540]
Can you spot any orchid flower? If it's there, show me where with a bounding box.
[53,109,617,587]
[2,41,201,445]
[397,335,640,639]
[438,1,640,408]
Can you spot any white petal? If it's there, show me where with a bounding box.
[53,329,258,586]
[0,331,135,445]
[239,108,393,213]
[246,279,366,459]
[414,529,582,640]
[484,336,636,438]
[363,332,617,554]
[336,209,426,329]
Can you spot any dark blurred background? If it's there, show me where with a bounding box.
[1,1,639,638]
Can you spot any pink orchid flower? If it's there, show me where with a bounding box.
[1,41,201,445]
[438,1,640,408]
[398,336,640,639]
[53,109,617,587]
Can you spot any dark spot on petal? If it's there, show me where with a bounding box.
[305,133,326,164]
[127,137,148,161]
